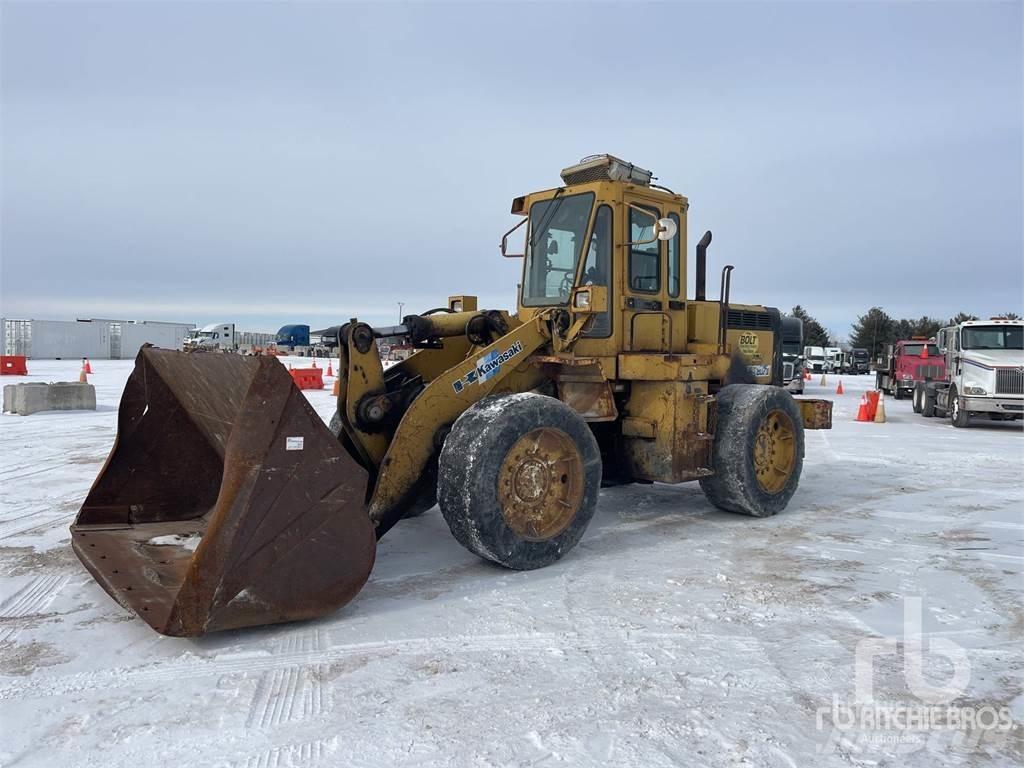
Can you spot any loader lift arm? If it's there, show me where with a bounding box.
[336,310,554,535]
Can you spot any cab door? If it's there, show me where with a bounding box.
[622,200,669,352]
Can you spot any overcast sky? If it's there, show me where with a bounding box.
[2,1,1021,338]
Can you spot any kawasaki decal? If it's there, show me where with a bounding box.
[452,340,524,394]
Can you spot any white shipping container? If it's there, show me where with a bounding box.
[28,320,109,360]
[3,319,195,359]
[120,322,193,357]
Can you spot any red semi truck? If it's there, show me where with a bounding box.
[875,338,945,400]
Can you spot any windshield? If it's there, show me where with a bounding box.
[782,342,802,356]
[522,192,595,306]
[805,347,824,358]
[853,350,868,360]
[901,343,940,357]
[962,326,1023,350]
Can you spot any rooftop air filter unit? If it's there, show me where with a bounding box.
[559,155,653,187]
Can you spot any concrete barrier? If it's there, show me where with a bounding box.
[2,382,97,416]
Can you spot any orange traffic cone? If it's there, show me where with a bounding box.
[312,358,318,368]
[79,367,89,383]
[327,361,334,377]
[804,369,811,381]
[836,381,844,395]
[874,392,887,423]
[332,378,340,396]
[82,357,93,374]
[855,394,870,422]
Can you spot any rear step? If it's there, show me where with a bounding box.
[71,347,376,637]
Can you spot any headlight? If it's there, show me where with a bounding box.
[965,386,987,396]
[573,290,591,309]
[901,373,914,380]
[450,300,463,312]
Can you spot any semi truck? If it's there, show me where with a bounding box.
[782,316,805,393]
[183,322,237,352]
[804,346,827,374]
[875,338,944,399]
[915,319,1023,427]
[841,348,870,375]
[275,324,310,350]
[824,347,843,373]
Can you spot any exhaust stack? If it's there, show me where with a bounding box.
[695,230,712,301]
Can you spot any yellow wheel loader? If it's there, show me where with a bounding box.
[72,155,832,636]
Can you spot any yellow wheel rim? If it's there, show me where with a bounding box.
[753,409,796,494]
[498,427,584,541]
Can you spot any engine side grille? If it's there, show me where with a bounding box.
[996,368,1024,395]
[783,362,795,380]
[915,364,944,380]
[727,310,773,330]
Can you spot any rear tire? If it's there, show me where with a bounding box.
[699,385,805,518]
[922,388,936,418]
[438,393,601,570]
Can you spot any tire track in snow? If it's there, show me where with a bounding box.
[245,628,330,729]
[0,630,760,701]
[0,511,70,540]
[233,737,337,768]
[0,574,69,643]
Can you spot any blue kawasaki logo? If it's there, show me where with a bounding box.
[452,340,524,393]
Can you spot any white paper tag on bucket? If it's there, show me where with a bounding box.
[285,436,304,451]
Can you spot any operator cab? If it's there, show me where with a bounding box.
[503,155,687,356]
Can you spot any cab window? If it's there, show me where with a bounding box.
[581,205,612,337]
[667,212,681,298]
[522,192,595,306]
[629,205,660,293]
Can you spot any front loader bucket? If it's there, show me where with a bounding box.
[71,347,375,637]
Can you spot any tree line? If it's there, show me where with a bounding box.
[787,306,1021,360]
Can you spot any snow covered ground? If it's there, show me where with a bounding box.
[1,358,1021,767]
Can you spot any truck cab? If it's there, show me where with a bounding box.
[275,324,311,351]
[803,346,827,374]
[842,348,870,375]
[918,319,1024,426]
[183,323,237,352]
[876,338,943,399]
[824,347,842,373]
[781,316,804,393]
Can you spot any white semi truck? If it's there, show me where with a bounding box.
[803,346,827,374]
[183,323,237,352]
[915,319,1023,427]
[824,347,843,373]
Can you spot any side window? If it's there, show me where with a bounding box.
[581,205,612,338]
[667,212,680,298]
[629,205,660,293]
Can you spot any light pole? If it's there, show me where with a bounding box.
[398,302,405,323]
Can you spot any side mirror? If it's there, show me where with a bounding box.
[500,217,528,258]
[656,217,677,241]
[624,204,661,246]
[571,285,608,314]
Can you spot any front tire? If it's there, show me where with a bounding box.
[949,387,970,428]
[700,385,805,517]
[438,393,601,570]
[912,384,924,414]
